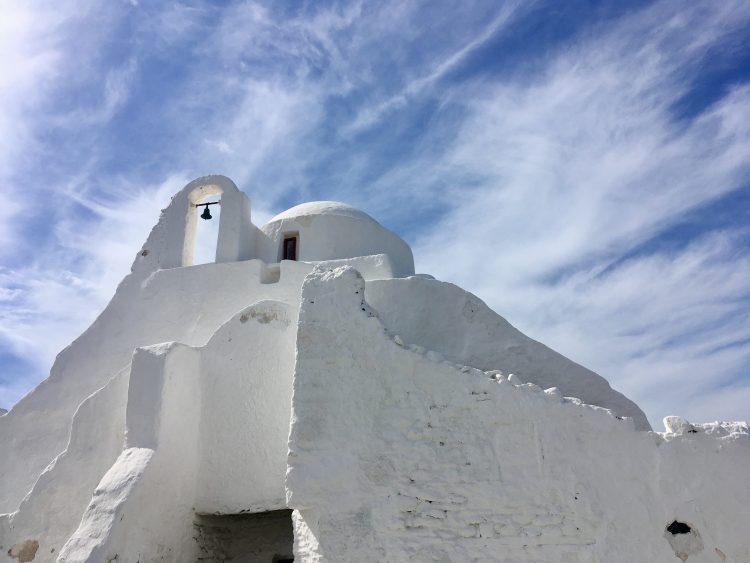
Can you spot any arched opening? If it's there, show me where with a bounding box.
[183,184,224,266]
[193,194,222,265]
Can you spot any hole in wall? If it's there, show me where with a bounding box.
[193,195,221,265]
[667,521,692,535]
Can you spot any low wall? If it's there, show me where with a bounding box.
[366,276,650,429]
[57,343,202,562]
[0,258,309,515]
[57,297,299,561]
[0,369,128,563]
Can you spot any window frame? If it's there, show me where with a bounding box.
[281,234,298,261]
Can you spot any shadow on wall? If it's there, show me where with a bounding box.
[664,520,706,561]
[194,509,294,562]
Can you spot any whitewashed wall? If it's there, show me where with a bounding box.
[0,369,129,562]
[57,343,202,563]
[196,300,297,514]
[287,267,750,563]
[4,175,741,563]
[0,172,293,516]
[0,259,310,518]
[58,297,297,562]
[366,277,650,429]
[0,180,413,517]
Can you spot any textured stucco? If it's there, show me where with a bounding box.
[287,267,750,562]
[0,178,413,517]
[57,299,297,562]
[366,276,649,429]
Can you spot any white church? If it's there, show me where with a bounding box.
[0,176,747,562]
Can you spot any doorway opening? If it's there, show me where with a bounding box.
[281,234,298,261]
[194,509,294,562]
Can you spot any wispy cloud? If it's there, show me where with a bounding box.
[53,57,139,127]
[0,1,66,247]
[0,174,189,385]
[0,0,748,429]
[409,0,750,426]
[345,1,524,133]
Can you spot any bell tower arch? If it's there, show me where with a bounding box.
[133,175,256,274]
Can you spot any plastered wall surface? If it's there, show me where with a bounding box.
[0,368,129,561]
[366,277,649,429]
[57,343,202,563]
[0,258,310,516]
[57,298,297,562]
[196,300,297,514]
[287,267,750,563]
[0,175,252,514]
[0,259,401,557]
[0,178,414,516]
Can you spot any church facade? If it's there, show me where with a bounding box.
[0,176,747,562]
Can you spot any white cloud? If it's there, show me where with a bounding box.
[409,0,750,427]
[0,171,190,401]
[1,0,748,430]
[0,0,132,254]
[345,1,524,133]
[0,0,335,407]
[0,1,65,246]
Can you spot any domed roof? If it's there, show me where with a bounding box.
[264,201,378,225]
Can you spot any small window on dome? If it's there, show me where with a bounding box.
[282,235,297,261]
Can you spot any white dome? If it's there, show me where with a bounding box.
[259,200,414,278]
[264,201,377,226]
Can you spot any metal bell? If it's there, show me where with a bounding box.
[200,206,212,220]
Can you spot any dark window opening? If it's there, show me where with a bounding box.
[667,520,692,535]
[283,236,297,261]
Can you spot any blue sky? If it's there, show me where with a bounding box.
[1,0,749,429]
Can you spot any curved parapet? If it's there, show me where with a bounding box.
[0,370,129,562]
[365,276,650,430]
